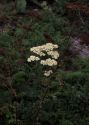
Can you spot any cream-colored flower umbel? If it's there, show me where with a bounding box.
[44,70,53,77]
[47,51,59,59]
[40,58,57,66]
[27,56,40,62]
[27,43,59,76]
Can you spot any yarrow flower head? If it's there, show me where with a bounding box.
[47,51,59,59]
[27,55,40,62]
[40,58,57,66]
[30,43,59,56]
[27,43,59,76]
[44,70,53,77]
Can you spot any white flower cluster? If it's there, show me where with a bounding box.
[40,58,57,66]
[44,70,53,77]
[27,56,40,62]
[30,43,58,56]
[27,43,59,76]
[47,51,59,59]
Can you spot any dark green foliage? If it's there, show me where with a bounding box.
[16,0,27,13]
[0,1,89,125]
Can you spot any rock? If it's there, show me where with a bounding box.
[70,34,89,58]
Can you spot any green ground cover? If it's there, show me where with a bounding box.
[0,1,89,125]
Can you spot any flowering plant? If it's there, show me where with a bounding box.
[27,43,59,76]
